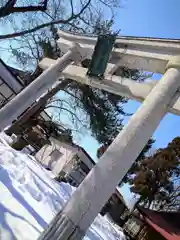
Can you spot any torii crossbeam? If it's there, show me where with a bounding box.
[0,30,180,240]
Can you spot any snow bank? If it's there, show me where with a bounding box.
[0,135,126,240]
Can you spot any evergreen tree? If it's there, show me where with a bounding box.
[97,136,154,184]
[7,16,149,145]
[129,137,180,209]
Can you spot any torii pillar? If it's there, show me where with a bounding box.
[39,56,180,239]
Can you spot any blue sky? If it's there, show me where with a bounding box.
[79,0,180,156]
[115,0,180,149]
[76,0,180,205]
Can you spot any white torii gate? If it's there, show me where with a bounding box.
[0,31,180,239]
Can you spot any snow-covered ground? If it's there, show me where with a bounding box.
[0,134,126,240]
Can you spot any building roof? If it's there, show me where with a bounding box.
[0,59,24,87]
[77,146,95,165]
[138,206,180,240]
[7,65,32,86]
[0,59,32,87]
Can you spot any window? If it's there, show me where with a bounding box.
[79,161,90,174]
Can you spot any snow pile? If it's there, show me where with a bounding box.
[0,136,126,240]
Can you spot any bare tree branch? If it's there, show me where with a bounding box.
[63,89,81,102]
[68,22,87,33]
[0,0,91,39]
[70,0,74,16]
[1,0,17,9]
[46,105,86,126]
[47,98,73,109]
[0,0,48,18]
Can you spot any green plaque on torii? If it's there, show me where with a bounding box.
[87,34,116,79]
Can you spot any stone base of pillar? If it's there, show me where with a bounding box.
[38,211,85,240]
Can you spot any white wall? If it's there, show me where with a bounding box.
[35,138,95,182]
[35,137,77,176]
